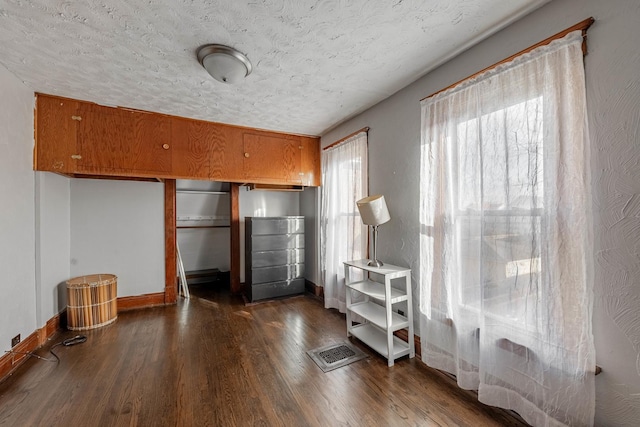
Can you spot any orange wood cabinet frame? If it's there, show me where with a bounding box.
[34,93,321,186]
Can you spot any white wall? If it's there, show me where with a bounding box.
[70,179,165,297]
[239,188,300,282]
[320,0,640,425]
[0,65,37,353]
[35,172,70,326]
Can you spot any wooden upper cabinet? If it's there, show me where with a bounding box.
[76,104,172,175]
[34,94,322,186]
[34,95,79,174]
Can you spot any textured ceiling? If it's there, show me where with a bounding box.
[0,0,550,136]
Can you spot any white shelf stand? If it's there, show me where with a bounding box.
[344,259,415,367]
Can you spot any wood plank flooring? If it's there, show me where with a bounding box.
[0,286,528,426]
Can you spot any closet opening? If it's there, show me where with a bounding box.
[175,179,234,299]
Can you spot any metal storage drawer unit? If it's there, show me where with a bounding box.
[245,216,305,302]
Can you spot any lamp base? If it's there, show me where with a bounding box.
[367,259,384,267]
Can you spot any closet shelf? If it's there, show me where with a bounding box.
[177,215,230,229]
[177,215,230,222]
[176,190,229,195]
[177,225,230,229]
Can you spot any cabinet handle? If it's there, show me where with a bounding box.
[244,152,250,158]
[71,154,82,160]
[162,144,170,150]
[71,116,82,121]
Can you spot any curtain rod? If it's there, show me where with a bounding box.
[322,126,370,151]
[421,17,595,102]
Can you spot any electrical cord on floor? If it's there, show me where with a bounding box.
[3,335,87,363]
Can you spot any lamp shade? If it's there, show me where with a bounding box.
[197,44,252,84]
[356,195,390,226]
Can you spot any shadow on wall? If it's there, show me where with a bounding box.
[55,280,68,314]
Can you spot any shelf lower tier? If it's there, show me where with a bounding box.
[349,323,411,361]
[348,301,409,331]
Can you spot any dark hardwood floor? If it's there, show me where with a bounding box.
[0,285,528,426]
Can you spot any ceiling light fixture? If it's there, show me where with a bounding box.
[197,44,252,84]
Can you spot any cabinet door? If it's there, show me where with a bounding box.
[243,133,302,184]
[35,94,79,174]
[76,104,172,175]
[170,117,211,179]
[210,124,244,182]
[171,117,245,182]
[300,136,320,187]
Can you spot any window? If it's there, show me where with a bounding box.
[320,131,368,312]
[419,30,595,426]
[454,96,544,327]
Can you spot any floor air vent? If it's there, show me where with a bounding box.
[307,341,367,372]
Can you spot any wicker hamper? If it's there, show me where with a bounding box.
[66,274,118,330]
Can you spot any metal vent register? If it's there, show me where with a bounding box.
[307,341,367,372]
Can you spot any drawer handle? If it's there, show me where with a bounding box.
[71,116,82,121]
[71,154,82,160]
[244,152,250,158]
[162,144,170,150]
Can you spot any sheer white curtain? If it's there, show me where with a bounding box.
[419,31,595,427]
[321,132,368,312]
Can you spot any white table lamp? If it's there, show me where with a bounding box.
[356,195,390,267]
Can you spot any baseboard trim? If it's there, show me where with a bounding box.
[305,280,323,298]
[117,292,166,311]
[0,310,67,384]
[38,311,66,346]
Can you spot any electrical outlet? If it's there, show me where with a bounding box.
[11,334,20,348]
[397,309,405,316]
